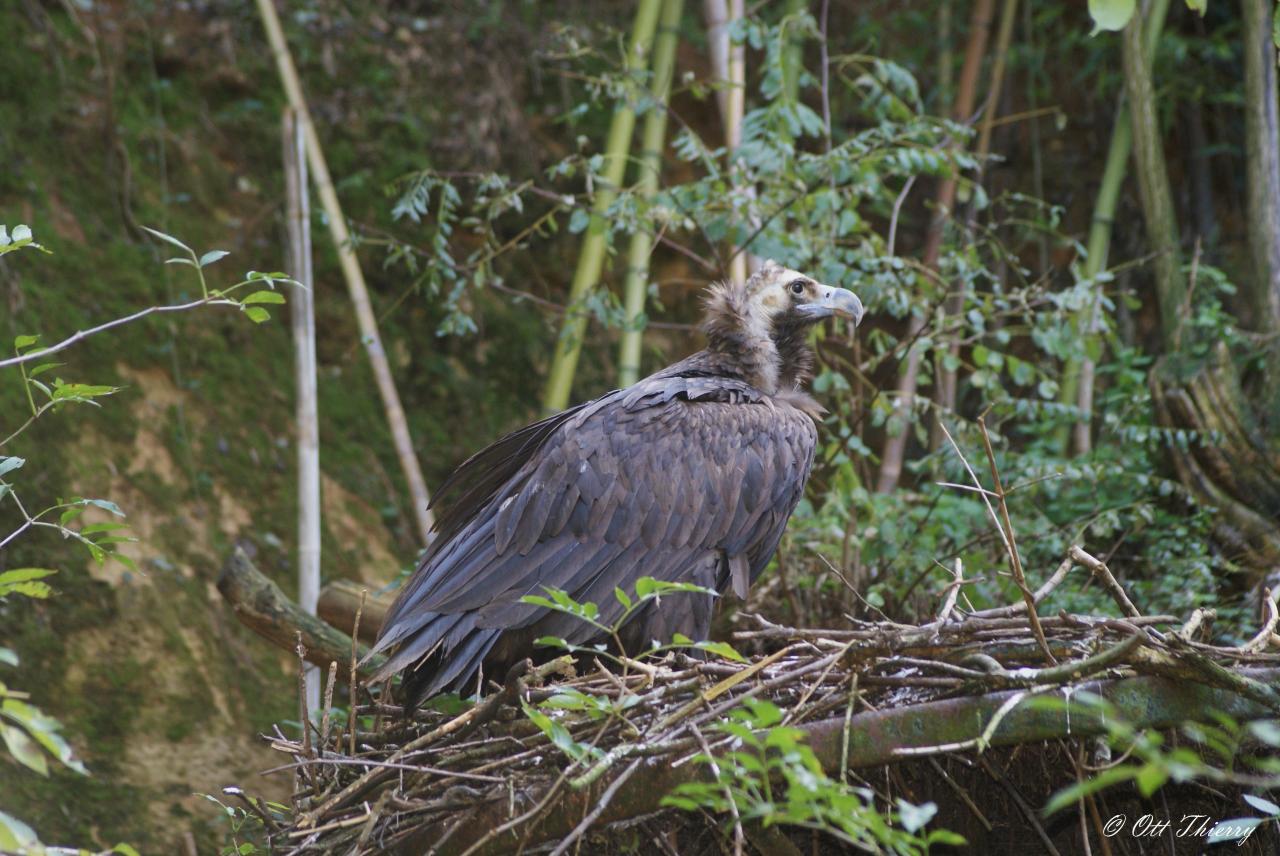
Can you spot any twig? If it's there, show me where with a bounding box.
[977,415,1055,664]
[296,632,313,760]
[0,297,242,370]
[936,558,963,624]
[349,588,367,758]
[1243,588,1279,654]
[1178,606,1215,642]
[548,758,645,856]
[320,660,337,748]
[1068,545,1141,619]
[965,554,1073,619]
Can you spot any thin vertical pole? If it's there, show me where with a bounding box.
[256,0,435,544]
[284,108,321,711]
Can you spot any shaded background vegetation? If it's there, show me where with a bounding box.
[1,0,1276,849]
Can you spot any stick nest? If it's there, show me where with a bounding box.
[245,543,1280,855]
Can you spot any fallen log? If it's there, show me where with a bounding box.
[217,547,384,679]
[316,579,393,643]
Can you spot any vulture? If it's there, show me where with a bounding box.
[370,261,864,707]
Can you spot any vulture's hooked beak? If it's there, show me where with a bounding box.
[797,286,865,326]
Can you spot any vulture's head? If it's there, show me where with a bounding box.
[747,259,865,329]
[703,260,864,392]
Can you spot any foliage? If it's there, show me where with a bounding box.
[201,790,289,856]
[663,698,963,853]
[513,581,960,849]
[0,226,289,851]
[1039,692,1280,846]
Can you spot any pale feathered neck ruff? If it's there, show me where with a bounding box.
[701,263,813,396]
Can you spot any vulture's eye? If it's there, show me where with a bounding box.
[789,279,806,295]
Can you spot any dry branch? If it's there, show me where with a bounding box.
[317,579,392,643]
[217,547,383,678]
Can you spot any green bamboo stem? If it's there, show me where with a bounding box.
[1055,0,1171,455]
[617,0,684,388]
[780,0,806,109]
[1242,0,1280,333]
[541,0,663,413]
[1122,6,1184,348]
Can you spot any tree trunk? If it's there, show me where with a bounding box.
[1152,345,1280,569]
[1242,0,1280,333]
[541,0,663,413]
[1121,8,1185,348]
[617,0,684,388]
[1056,0,1171,456]
[876,0,994,494]
[935,0,1018,443]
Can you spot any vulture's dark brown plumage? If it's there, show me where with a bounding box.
[370,262,864,706]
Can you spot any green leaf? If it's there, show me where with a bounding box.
[0,722,48,775]
[696,640,747,663]
[244,306,271,324]
[897,799,937,833]
[0,568,56,599]
[0,809,39,850]
[114,844,143,856]
[1044,766,1136,815]
[164,257,197,267]
[614,587,633,609]
[1087,0,1135,34]
[0,648,16,667]
[1243,794,1280,816]
[1135,761,1168,797]
[28,361,63,377]
[81,522,130,536]
[1184,0,1206,15]
[242,290,286,305]
[0,456,24,478]
[1248,720,1280,746]
[1206,817,1263,844]
[84,498,125,516]
[0,568,56,584]
[141,225,194,255]
[199,249,230,267]
[13,334,38,351]
[1,698,87,774]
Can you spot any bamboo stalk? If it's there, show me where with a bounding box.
[780,0,806,110]
[1056,0,1171,455]
[935,0,1019,441]
[284,109,322,712]
[704,0,751,285]
[1122,5,1184,348]
[540,0,663,414]
[617,0,684,388]
[1242,0,1280,332]
[255,0,435,543]
[876,0,994,494]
